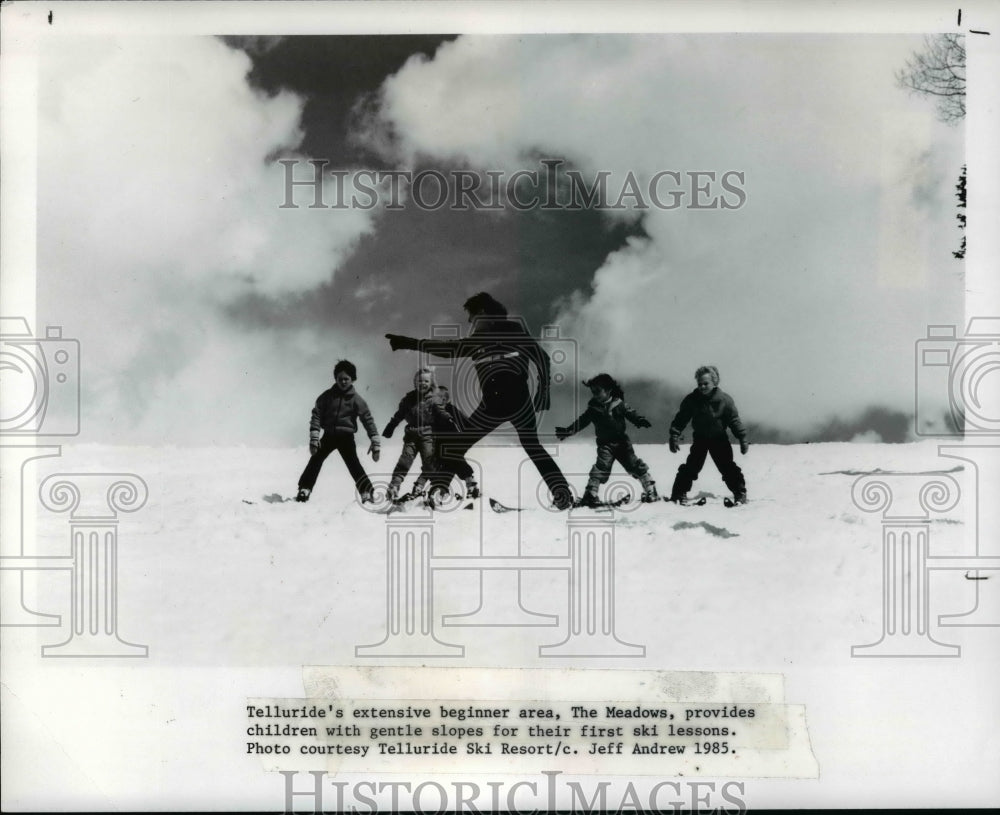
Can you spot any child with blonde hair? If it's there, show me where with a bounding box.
[668,365,749,506]
[382,367,456,501]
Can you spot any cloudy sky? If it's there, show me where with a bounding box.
[37,31,965,446]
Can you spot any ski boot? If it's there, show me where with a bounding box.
[551,487,575,511]
[359,488,375,505]
[641,483,660,503]
[725,491,748,507]
[295,487,311,503]
[668,492,690,506]
[426,485,450,508]
[576,490,601,509]
[464,481,481,500]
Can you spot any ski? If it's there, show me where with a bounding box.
[574,494,631,510]
[489,495,631,513]
[489,498,523,513]
[665,496,708,507]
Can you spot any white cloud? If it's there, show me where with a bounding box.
[372,34,965,433]
[38,36,380,444]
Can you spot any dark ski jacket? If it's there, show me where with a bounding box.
[310,384,379,441]
[440,402,469,434]
[383,390,456,438]
[391,317,552,409]
[669,388,747,444]
[564,397,649,444]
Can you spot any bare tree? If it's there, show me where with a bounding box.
[897,33,966,124]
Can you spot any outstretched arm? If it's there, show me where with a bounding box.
[624,403,652,429]
[385,334,469,360]
[382,396,408,437]
[556,409,592,440]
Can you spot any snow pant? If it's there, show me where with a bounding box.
[433,389,569,499]
[390,429,436,492]
[435,436,477,485]
[670,437,745,498]
[586,440,653,494]
[298,431,373,495]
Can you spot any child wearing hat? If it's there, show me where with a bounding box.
[556,373,658,506]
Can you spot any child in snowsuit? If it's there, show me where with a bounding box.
[296,360,380,503]
[555,374,658,506]
[668,365,749,505]
[435,385,480,499]
[382,368,457,501]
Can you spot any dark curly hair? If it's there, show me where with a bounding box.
[333,359,358,380]
[583,373,624,400]
[463,292,508,317]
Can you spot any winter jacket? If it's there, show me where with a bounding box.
[440,403,468,434]
[392,317,552,409]
[309,384,379,444]
[383,390,456,438]
[669,388,747,443]
[564,397,649,443]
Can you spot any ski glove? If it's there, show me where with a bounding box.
[740,441,750,455]
[368,441,380,462]
[382,424,395,439]
[555,426,571,441]
[635,418,652,429]
[669,439,680,453]
[309,440,320,456]
[386,333,419,351]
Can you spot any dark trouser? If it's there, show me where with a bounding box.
[671,437,745,497]
[434,393,568,497]
[587,440,652,493]
[436,436,476,483]
[390,430,436,491]
[298,431,373,495]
